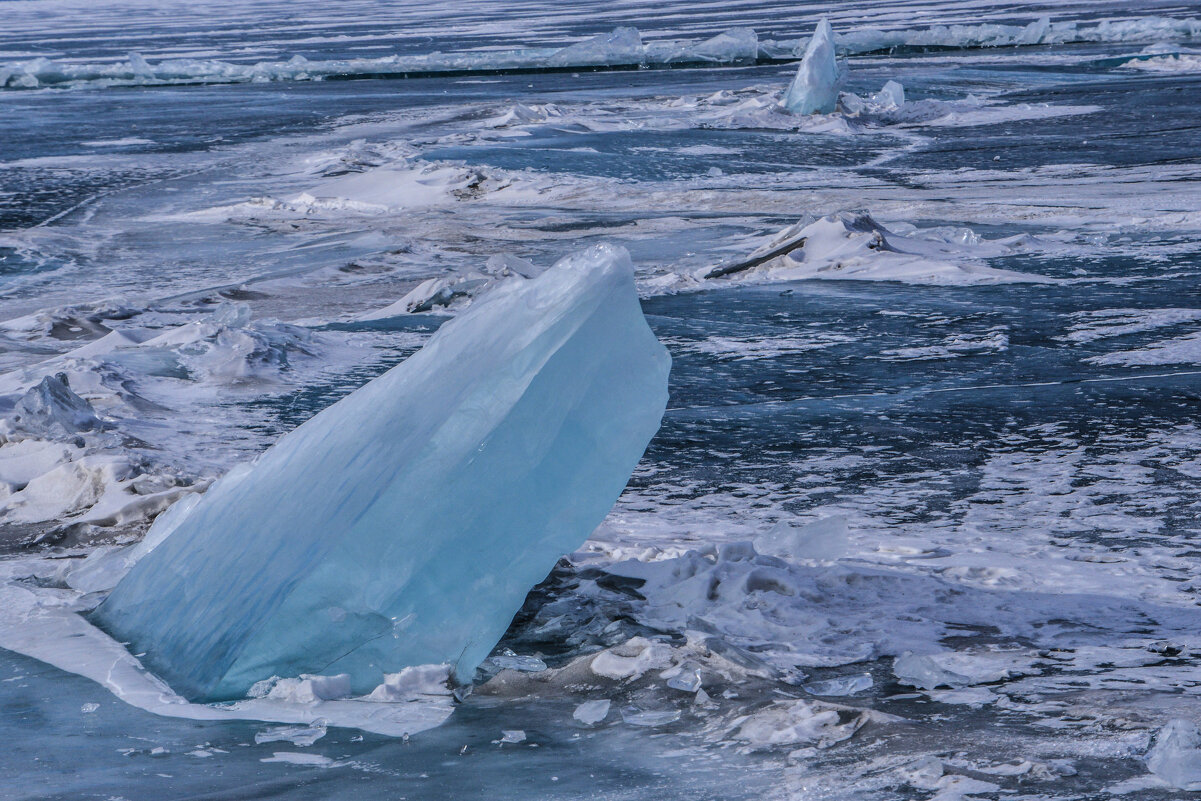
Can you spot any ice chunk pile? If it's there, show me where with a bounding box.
[782,19,842,115]
[94,244,670,702]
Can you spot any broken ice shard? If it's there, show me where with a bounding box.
[782,19,841,115]
[93,243,670,702]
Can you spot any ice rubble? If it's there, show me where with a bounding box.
[5,16,1199,91]
[94,244,670,701]
[0,26,761,91]
[782,19,842,115]
[0,303,319,538]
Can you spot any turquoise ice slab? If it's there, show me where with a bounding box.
[93,243,670,702]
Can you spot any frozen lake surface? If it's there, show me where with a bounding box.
[3,1,1201,798]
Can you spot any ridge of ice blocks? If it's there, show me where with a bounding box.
[782,19,841,115]
[92,243,670,702]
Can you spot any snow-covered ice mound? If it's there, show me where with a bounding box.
[703,212,1052,286]
[93,243,670,702]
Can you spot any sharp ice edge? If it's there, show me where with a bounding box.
[4,16,1199,90]
[92,243,670,702]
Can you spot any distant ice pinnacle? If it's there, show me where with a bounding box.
[782,19,842,115]
[93,244,671,702]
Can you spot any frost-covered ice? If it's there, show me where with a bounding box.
[94,244,670,701]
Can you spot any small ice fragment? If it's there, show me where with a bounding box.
[620,707,681,727]
[80,702,100,713]
[487,649,547,672]
[893,653,971,690]
[255,721,327,747]
[875,80,904,109]
[803,673,873,696]
[782,19,841,115]
[499,730,526,744]
[1147,719,1201,790]
[573,699,611,725]
[706,167,723,177]
[666,668,702,693]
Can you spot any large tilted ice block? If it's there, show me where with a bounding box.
[781,19,841,115]
[93,244,670,702]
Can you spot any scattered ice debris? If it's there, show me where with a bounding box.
[80,702,99,713]
[803,673,873,697]
[781,19,842,115]
[255,721,328,747]
[1147,719,1201,790]
[93,244,670,701]
[573,699,611,726]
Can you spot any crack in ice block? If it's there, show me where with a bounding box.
[93,244,670,702]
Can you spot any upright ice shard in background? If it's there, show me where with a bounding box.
[782,19,841,115]
[93,244,670,702]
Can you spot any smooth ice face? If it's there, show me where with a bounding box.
[782,19,841,115]
[93,244,670,702]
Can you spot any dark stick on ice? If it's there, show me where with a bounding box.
[704,235,808,280]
